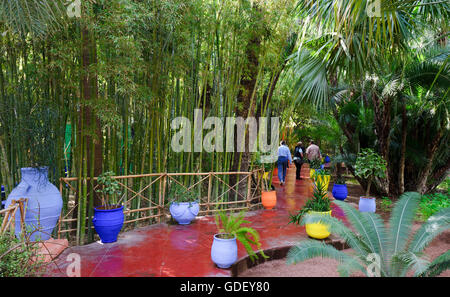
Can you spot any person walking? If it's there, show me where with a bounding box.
[277,140,292,185]
[306,140,322,161]
[293,141,304,180]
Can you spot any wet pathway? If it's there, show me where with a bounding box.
[45,165,345,277]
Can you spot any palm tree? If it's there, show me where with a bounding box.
[287,192,450,276]
[290,0,449,108]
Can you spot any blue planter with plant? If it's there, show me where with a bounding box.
[212,210,268,269]
[6,167,63,241]
[93,205,124,243]
[211,233,238,268]
[168,182,199,225]
[332,176,347,200]
[169,201,200,225]
[354,149,387,213]
[93,172,124,243]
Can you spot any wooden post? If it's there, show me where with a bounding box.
[246,173,252,209]
[207,173,212,215]
[58,179,63,239]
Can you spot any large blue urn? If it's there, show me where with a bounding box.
[5,167,63,241]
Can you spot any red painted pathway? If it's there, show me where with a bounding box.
[45,165,345,277]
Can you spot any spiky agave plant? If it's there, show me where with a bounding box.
[286,192,450,277]
[215,210,268,263]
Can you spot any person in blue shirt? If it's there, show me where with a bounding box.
[277,140,292,185]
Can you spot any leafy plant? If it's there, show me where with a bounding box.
[334,176,346,185]
[289,178,331,225]
[309,159,322,169]
[354,148,387,196]
[214,209,268,263]
[168,182,198,204]
[96,171,122,209]
[287,192,450,277]
[0,232,44,277]
[380,196,393,212]
[417,193,450,222]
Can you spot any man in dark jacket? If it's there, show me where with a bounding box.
[293,141,305,180]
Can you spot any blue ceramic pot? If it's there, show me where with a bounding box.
[359,196,376,213]
[93,205,124,243]
[5,167,63,241]
[332,184,348,201]
[211,233,238,269]
[169,201,199,225]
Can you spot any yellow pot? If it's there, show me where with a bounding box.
[305,210,332,239]
[315,174,331,192]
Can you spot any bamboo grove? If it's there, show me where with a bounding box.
[0,1,297,243]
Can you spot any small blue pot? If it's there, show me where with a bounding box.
[169,201,199,225]
[93,205,124,243]
[211,233,238,269]
[332,184,348,201]
[359,197,376,213]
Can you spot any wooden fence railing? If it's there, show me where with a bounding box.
[0,198,27,235]
[57,170,264,244]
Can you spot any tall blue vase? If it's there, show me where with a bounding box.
[5,167,63,241]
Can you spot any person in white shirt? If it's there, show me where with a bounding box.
[277,140,292,185]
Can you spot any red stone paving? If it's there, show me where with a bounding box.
[44,165,346,277]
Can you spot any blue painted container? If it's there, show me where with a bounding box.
[93,205,124,243]
[5,167,63,241]
[359,197,376,212]
[169,201,199,225]
[211,233,238,269]
[332,184,348,201]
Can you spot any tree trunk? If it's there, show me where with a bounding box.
[398,97,407,194]
[417,129,443,194]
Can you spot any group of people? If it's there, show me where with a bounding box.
[276,140,322,185]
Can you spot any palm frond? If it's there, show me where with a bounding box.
[409,207,450,253]
[389,192,421,255]
[418,250,450,277]
[301,212,372,257]
[287,240,365,277]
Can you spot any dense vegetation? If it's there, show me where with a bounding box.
[0,1,448,244]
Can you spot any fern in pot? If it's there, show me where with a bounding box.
[168,182,199,225]
[211,209,268,268]
[93,171,124,243]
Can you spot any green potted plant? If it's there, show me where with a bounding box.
[309,159,322,180]
[93,171,124,243]
[354,148,387,212]
[289,179,332,239]
[211,209,268,268]
[168,182,199,225]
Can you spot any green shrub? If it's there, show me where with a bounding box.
[380,196,393,212]
[0,232,44,277]
[289,178,331,225]
[168,182,198,204]
[417,192,450,221]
